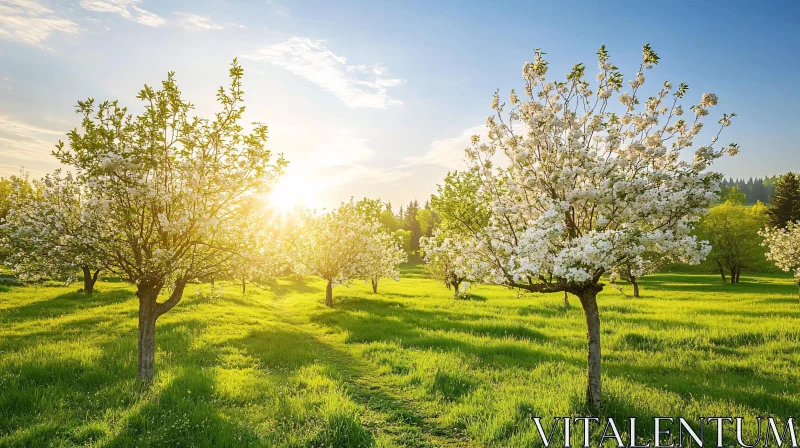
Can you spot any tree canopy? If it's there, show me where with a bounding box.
[432,44,737,408]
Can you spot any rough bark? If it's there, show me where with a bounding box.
[578,289,602,411]
[371,278,378,293]
[137,289,158,381]
[452,279,462,298]
[325,279,333,307]
[717,260,727,283]
[81,266,99,296]
[564,291,570,308]
[730,266,741,283]
[632,278,640,298]
[136,278,187,381]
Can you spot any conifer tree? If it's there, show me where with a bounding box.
[768,173,800,228]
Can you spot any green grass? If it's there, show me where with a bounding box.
[1,266,799,447]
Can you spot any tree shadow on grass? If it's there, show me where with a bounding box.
[269,276,321,296]
[0,287,134,325]
[603,361,800,426]
[310,303,579,372]
[333,296,551,343]
[103,368,267,448]
[225,326,444,446]
[641,274,794,295]
[228,326,325,372]
[0,310,219,446]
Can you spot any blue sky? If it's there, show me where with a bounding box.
[1,0,798,208]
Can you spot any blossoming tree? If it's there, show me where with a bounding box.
[761,222,800,301]
[288,200,405,306]
[52,60,286,380]
[438,45,737,408]
[1,170,104,293]
[354,198,408,292]
[421,171,490,297]
[361,228,407,293]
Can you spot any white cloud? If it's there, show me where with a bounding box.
[175,13,223,31]
[0,0,81,47]
[404,125,487,168]
[245,37,405,109]
[0,115,62,162]
[80,0,165,27]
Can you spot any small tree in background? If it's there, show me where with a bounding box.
[53,60,285,381]
[436,45,737,409]
[227,222,288,294]
[761,221,800,301]
[361,229,406,293]
[609,253,664,298]
[288,200,405,306]
[420,234,471,297]
[1,170,104,293]
[354,198,408,292]
[0,172,33,223]
[422,170,489,297]
[0,172,34,264]
[695,201,768,283]
[722,185,747,205]
[768,172,800,229]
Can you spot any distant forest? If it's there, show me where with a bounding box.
[720,176,781,204]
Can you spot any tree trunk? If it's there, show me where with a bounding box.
[81,266,98,296]
[564,291,570,308]
[371,278,378,293]
[452,279,461,298]
[242,276,246,295]
[578,289,602,411]
[137,292,157,381]
[632,278,640,298]
[325,279,333,307]
[717,261,727,283]
[135,279,186,382]
[796,281,800,303]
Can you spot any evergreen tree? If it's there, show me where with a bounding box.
[402,200,422,252]
[751,178,765,203]
[768,172,800,228]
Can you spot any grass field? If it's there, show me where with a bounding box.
[1,263,799,447]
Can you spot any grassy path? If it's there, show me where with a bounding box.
[269,282,464,447]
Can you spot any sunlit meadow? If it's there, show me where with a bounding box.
[1,263,798,447]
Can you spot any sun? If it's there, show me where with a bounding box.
[268,174,316,212]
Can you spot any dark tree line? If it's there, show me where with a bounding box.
[397,200,439,253]
[720,176,780,205]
